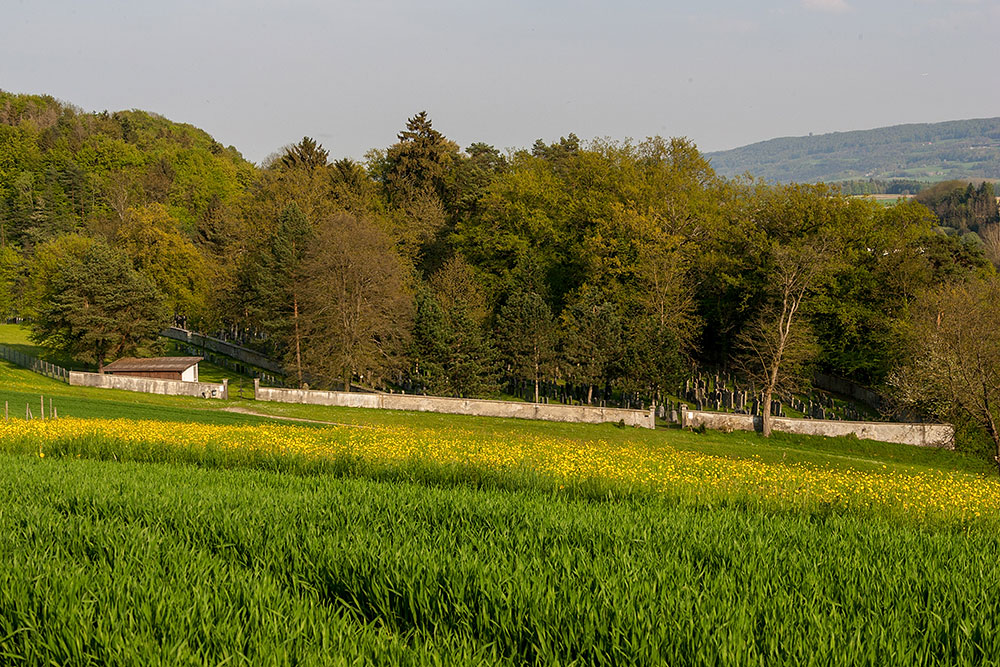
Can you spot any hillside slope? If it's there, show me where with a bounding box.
[0,90,255,246]
[706,118,1000,183]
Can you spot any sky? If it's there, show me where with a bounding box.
[2,0,998,165]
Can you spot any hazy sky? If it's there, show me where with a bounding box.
[3,0,998,164]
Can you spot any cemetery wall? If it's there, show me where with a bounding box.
[69,372,229,399]
[161,327,284,374]
[254,381,656,429]
[812,372,885,412]
[679,408,954,449]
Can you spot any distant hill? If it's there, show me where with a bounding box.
[0,90,254,247]
[706,118,1000,184]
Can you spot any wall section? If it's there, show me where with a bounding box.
[680,408,953,448]
[254,381,655,429]
[69,372,228,399]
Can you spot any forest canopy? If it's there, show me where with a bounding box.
[2,90,998,442]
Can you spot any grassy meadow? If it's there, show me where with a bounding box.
[2,343,1000,664]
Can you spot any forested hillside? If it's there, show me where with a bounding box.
[707,118,1000,183]
[3,91,1000,456]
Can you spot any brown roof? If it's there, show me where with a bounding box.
[103,357,202,373]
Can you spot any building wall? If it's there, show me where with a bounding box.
[679,408,954,448]
[182,365,198,382]
[254,381,656,429]
[107,370,183,381]
[69,372,228,399]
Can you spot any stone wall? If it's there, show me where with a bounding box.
[161,327,283,374]
[812,372,886,412]
[69,372,229,400]
[254,381,656,429]
[679,408,954,448]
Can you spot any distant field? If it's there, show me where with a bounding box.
[849,194,916,207]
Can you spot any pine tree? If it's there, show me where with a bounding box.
[280,137,329,170]
[30,238,168,372]
[560,287,622,404]
[256,203,312,386]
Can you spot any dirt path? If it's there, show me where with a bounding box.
[220,406,372,429]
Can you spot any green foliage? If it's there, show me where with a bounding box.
[279,136,329,170]
[808,199,936,384]
[915,180,1000,231]
[920,232,995,282]
[0,244,22,319]
[893,277,1000,472]
[6,89,999,422]
[243,203,312,357]
[560,286,623,400]
[411,256,499,397]
[297,212,413,390]
[115,203,214,317]
[0,92,251,255]
[496,287,557,402]
[835,179,927,196]
[27,236,169,371]
[382,111,460,204]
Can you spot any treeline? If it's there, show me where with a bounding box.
[835,179,927,196]
[914,180,999,232]
[1,92,997,414]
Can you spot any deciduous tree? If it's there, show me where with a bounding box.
[297,212,412,390]
[116,203,213,318]
[892,278,1000,473]
[734,185,843,436]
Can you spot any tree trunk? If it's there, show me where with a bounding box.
[984,409,1000,476]
[587,384,593,405]
[761,390,773,437]
[533,354,540,404]
[293,294,303,388]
